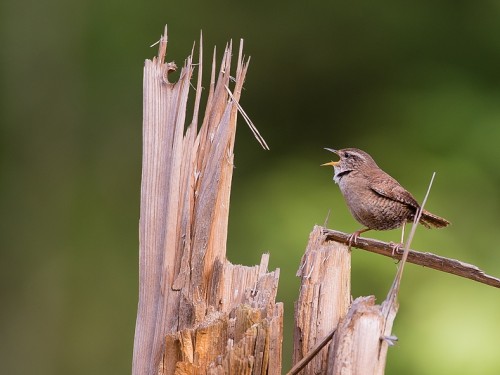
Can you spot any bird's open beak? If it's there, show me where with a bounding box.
[321,161,338,167]
[321,148,339,167]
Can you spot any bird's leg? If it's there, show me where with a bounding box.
[347,227,370,249]
[389,222,406,257]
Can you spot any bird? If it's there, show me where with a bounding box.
[321,148,450,248]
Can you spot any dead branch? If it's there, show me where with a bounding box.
[322,228,500,288]
[286,329,336,375]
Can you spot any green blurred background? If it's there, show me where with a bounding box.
[2,0,500,374]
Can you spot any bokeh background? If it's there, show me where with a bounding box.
[2,0,500,374]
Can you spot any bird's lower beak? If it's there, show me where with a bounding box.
[321,148,339,167]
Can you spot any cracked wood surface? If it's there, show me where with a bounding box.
[133,27,282,375]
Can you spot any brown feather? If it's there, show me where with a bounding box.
[368,171,420,209]
[420,210,450,228]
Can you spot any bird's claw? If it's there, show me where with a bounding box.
[389,242,403,257]
[347,231,362,250]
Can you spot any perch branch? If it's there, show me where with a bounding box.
[322,228,500,289]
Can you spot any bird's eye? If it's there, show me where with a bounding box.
[344,152,350,158]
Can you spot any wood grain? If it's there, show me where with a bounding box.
[133,27,282,375]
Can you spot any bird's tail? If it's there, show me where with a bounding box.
[419,209,450,229]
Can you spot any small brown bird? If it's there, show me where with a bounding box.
[322,148,450,246]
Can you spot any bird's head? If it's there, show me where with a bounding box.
[322,148,377,182]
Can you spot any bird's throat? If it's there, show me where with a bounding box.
[334,169,352,184]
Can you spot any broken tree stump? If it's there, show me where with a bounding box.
[293,226,351,373]
[132,27,282,375]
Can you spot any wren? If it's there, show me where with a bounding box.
[322,148,450,246]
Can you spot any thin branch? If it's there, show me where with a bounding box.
[286,329,336,375]
[322,228,500,289]
[224,85,269,150]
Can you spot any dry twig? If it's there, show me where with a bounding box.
[322,230,500,288]
[286,329,336,375]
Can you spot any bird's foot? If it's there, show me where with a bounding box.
[347,231,362,250]
[389,242,404,257]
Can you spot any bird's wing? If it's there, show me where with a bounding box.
[369,172,420,208]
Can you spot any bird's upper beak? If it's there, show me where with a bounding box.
[321,148,339,167]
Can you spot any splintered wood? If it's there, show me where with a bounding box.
[292,226,397,375]
[327,296,395,375]
[167,256,283,375]
[132,27,282,375]
[293,226,351,374]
